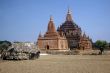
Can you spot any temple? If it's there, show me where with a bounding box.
[37,16,68,50]
[37,9,92,51]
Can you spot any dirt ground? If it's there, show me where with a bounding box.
[0,55,110,73]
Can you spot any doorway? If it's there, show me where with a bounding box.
[46,45,49,50]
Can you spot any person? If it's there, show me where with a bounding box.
[99,47,104,55]
[36,50,40,58]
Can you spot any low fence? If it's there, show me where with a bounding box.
[41,50,110,55]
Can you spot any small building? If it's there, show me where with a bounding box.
[37,16,68,50]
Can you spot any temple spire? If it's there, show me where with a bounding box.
[38,32,42,38]
[44,16,59,37]
[50,15,53,21]
[47,16,56,32]
[83,32,86,38]
[66,8,73,21]
[68,7,71,14]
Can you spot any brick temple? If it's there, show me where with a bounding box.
[37,9,92,51]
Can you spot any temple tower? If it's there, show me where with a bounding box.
[57,8,82,50]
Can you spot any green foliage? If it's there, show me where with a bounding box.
[95,40,108,54]
[95,40,108,49]
[0,40,12,53]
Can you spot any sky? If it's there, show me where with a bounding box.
[0,0,110,42]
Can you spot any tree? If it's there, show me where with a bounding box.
[95,40,108,54]
[0,41,12,53]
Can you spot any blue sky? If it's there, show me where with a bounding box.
[0,0,110,42]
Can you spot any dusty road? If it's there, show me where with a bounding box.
[0,55,110,73]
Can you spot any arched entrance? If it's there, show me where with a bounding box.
[83,46,85,50]
[46,45,49,50]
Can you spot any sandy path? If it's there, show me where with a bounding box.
[0,55,110,73]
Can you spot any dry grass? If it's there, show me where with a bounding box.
[0,55,110,73]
